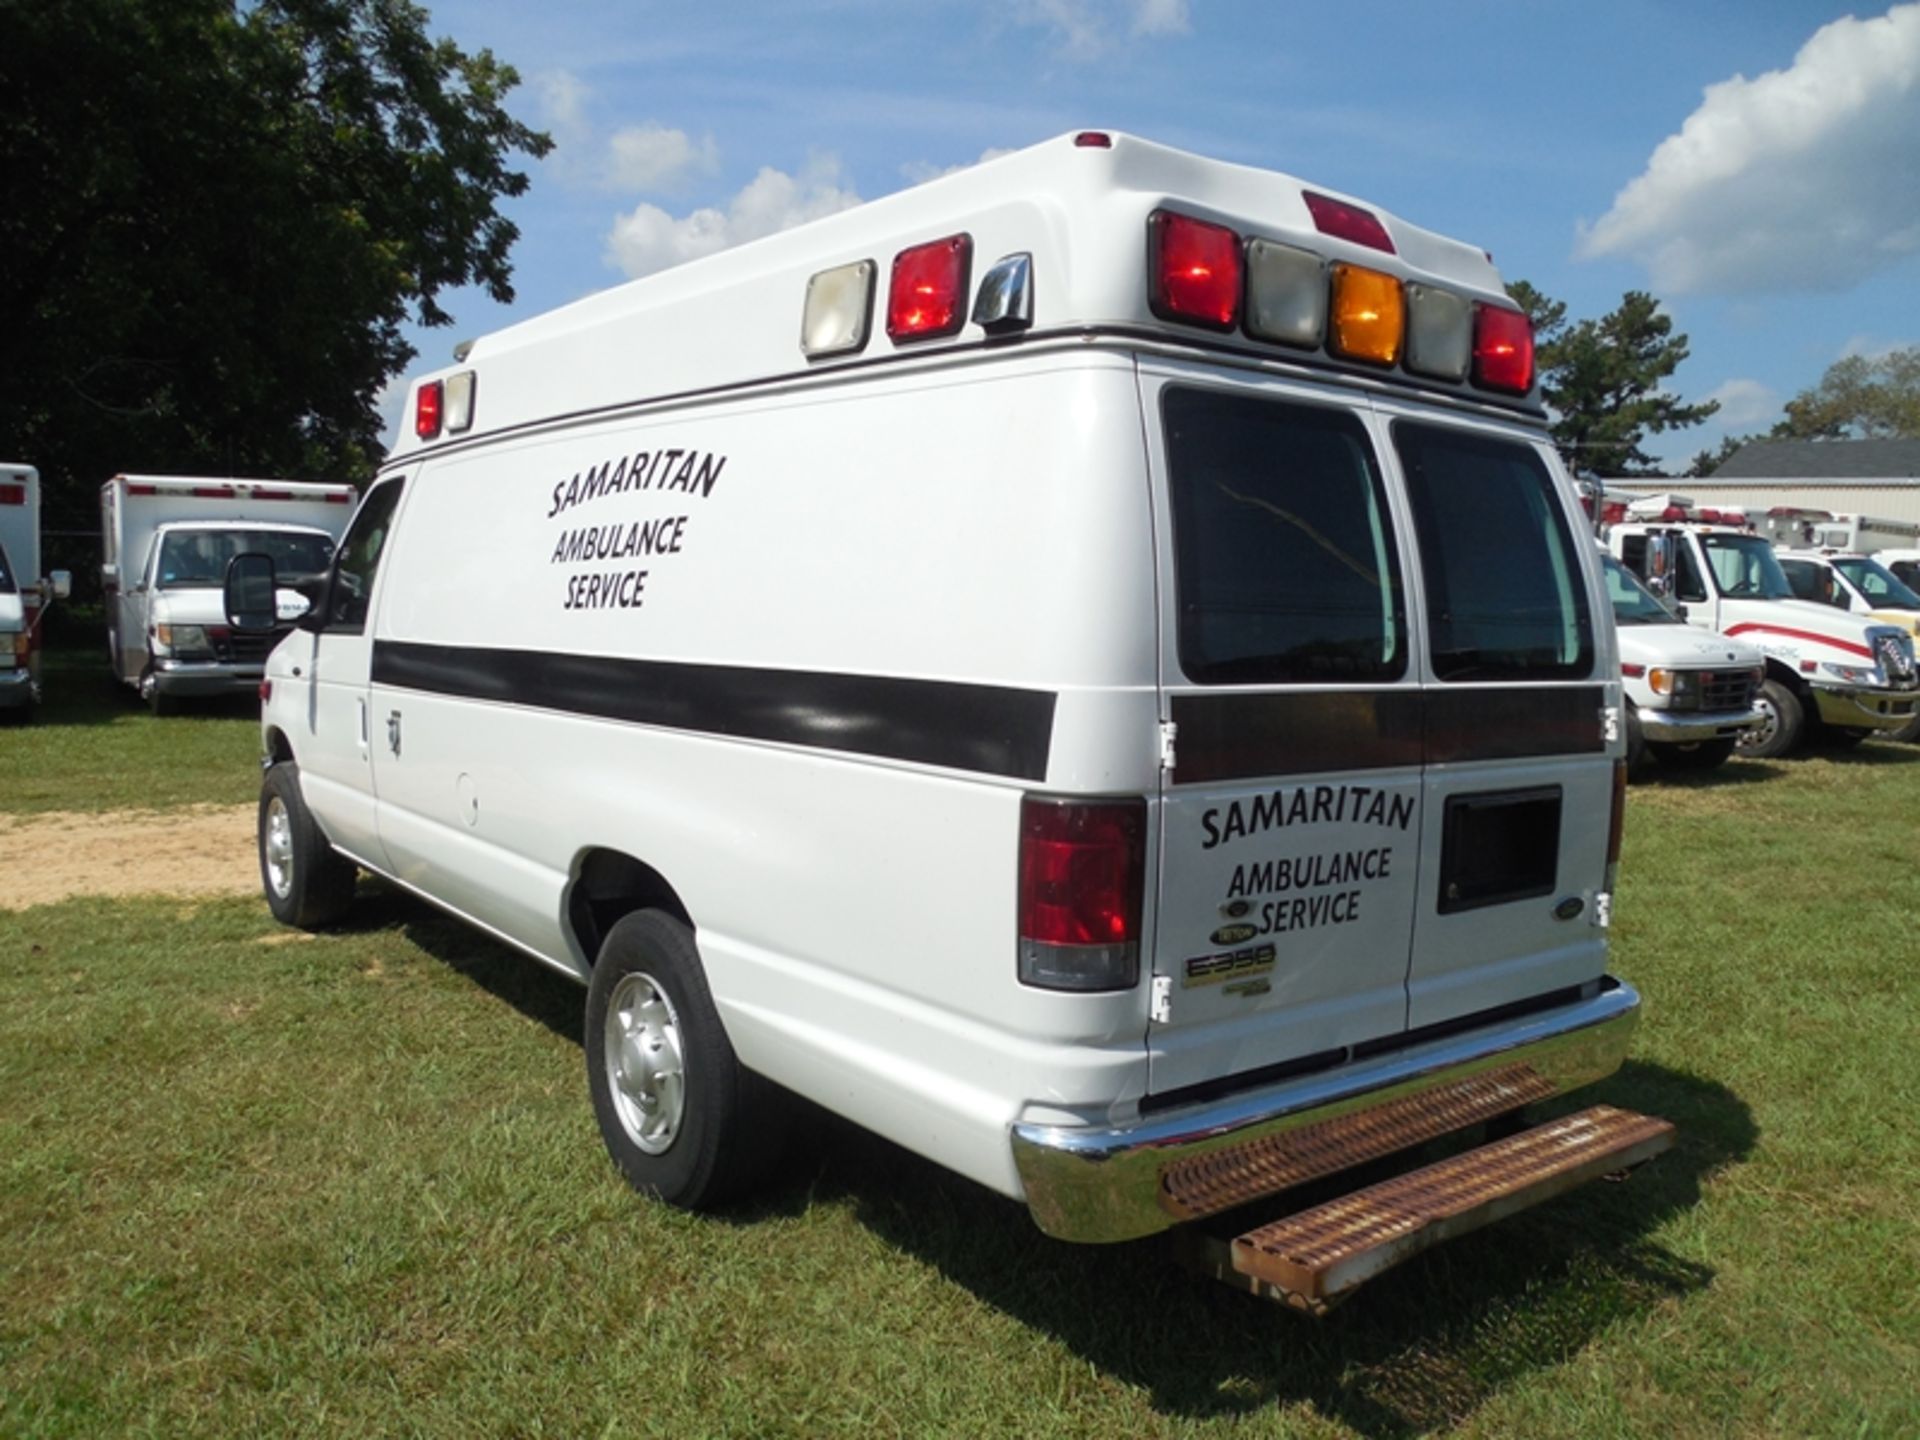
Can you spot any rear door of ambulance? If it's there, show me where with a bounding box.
[1142,366,1426,1096]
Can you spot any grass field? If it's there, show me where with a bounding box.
[2,651,1918,1437]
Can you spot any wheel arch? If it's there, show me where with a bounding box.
[1762,656,1813,699]
[566,849,694,969]
[264,725,295,765]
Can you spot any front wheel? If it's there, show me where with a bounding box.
[1888,712,1920,745]
[1737,679,1805,760]
[259,761,357,928]
[586,910,781,1210]
[1650,736,1738,771]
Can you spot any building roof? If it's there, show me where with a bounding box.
[1715,438,1920,480]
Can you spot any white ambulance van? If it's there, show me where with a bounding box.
[228,132,1671,1310]
[0,464,73,717]
[101,475,356,713]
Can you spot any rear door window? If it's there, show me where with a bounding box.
[1394,422,1593,682]
[1163,387,1406,685]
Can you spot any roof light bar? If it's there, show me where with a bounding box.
[1328,263,1404,367]
[888,234,972,343]
[1243,238,1327,349]
[1303,192,1395,255]
[1471,304,1534,394]
[1148,210,1241,332]
[802,258,877,358]
[1404,283,1472,382]
[415,380,444,440]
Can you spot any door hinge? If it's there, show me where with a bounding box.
[1601,705,1622,745]
[1592,891,1613,928]
[1150,975,1173,1024]
[1158,720,1178,772]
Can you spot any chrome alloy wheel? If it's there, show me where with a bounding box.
[263,795,295,899]
[1739,693,1778,752]
[603,971,686,1154]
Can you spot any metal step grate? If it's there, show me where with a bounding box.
[1229,1104,1674,1311]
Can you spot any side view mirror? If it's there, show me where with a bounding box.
[1643,533,1675,599]
[225,552,278,632]
[47,570,72,601]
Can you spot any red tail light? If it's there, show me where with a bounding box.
[1017,796,1146,992]
[1148,210,1241,331]
[1472,304,1534,394]
[259,680,273,703]
[1303,192,1395,255]
[887,233,972,342]
[415,380,444,439]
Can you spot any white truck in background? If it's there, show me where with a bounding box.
[101,475,356,714]
[0,464,73,718]
[1600,552,1764,773]
[1607,496,1919,757]
[1774,548,1920,744]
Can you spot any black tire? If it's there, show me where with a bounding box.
[141,669,181,717]
[1889,713,1920,745]
[1624,708,1649,777]
[1650,736,1738,771]
[258,761,357,928]
[586,910,780,1210]
[1737,678,1804,759]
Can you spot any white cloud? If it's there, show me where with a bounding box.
[1840,333,1911,360]
[1702,377,1782,430]
[898,147,1018,187]
[374,377,407,448]
[532,68,593,157]
[1578,3,1920,295]
[605,123,719,192]
[604,153,864,278]
[1012,0,1191,60]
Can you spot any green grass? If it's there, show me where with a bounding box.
[2,742,1918,1435]
[0,647,261,814]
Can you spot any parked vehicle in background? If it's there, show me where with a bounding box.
[101,475,356,714]
[1602,554,1764,773]
[1807,512,1920,556]
[1608,497,1919,757]
[228,131,1675,1313]
[1776,549,1920,743]
[0,464,73,718]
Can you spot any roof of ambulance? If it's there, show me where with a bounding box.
[392,130,1524,456]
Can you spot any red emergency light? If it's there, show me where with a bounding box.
[1472,304,1534,394]
[0,485,23,506]
[887,233,972,342]
[1148,210,1241,331]
[415,380,444,439]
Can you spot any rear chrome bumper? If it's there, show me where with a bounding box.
[1010,980,1641,1243]
[0,665,35,708]
[1638,704,1764,743]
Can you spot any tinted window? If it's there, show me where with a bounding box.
[1674,539,1709,604]
[155,529,334,589]
[326,479,405,633]
[1777,558,1832,605]
[1164,388,1405,685]
[0,540,14,594]
[1395,422,1593,682]
[1603,555,1680,626]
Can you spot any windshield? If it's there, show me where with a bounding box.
[1603,554,1681,625]
[1832,556,1920,611]
[1700,533,1792,600]
[155,529,334,589]
[0,539,14,595]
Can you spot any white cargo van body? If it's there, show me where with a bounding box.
[101,475,355,711]
[0,464,44,711]
[251,133,1668,1306]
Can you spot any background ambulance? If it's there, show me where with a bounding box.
[0,464,72,716]
[229,132,1670,1310]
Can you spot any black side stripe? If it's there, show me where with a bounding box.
[371,641,1057,782]
[1171,685,1608,784]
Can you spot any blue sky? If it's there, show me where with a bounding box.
[394,0,1920,472]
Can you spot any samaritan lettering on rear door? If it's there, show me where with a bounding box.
[541,447,726,613]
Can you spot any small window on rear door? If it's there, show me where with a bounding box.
[1394,422,1593,682]
[1163,387,1406,685]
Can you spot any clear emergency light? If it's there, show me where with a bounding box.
[444,371,477,433]
[1405,283,1472,382]
[802,259,877,358]
[1244,238,1327,349]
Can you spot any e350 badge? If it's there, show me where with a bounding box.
[1183,942,1277,992]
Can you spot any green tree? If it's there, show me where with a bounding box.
[1506,284,1718,477]
[0,0,550,529]
[1685,434,1753,478]
[1773,347,1920,440]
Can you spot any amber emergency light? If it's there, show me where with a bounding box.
[1329,264,1404,367]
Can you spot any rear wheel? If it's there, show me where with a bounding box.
[1737,678,1804,759]
[1650,736,1738,771]
[259,761,357,928]
[586,910,781,1209]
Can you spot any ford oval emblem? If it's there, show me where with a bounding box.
[1553,896,1585,922]
[1221,899,1251,919]
[1211,923,1259,945]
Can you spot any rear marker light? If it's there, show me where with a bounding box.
[887,234,972,343]
[1244,238,1327,349]
[1620,663,1647,678]
[1017,796,1146,993]
[415,379,444,440]
[1328,263,1404,367]
[259,680,273,703]
[1073,131,1112,148]
[1472,303,1535,394]
[0,485,23,505]
[1304,192,1396,255]
[1405,283,1472,382]
[1148,210,1241,332]
[802,258,878,358]
[445,370,477,433]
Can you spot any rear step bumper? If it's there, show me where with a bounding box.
[1011,980,1641,1243]
[1222,1105,1674,1312]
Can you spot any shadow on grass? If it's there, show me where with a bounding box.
[357,882,1754,1436]
[1636,756,1785,788]
[27,646,260,728]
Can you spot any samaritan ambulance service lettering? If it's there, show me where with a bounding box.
[1200,783,1414,850]
[543,447,727,614]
